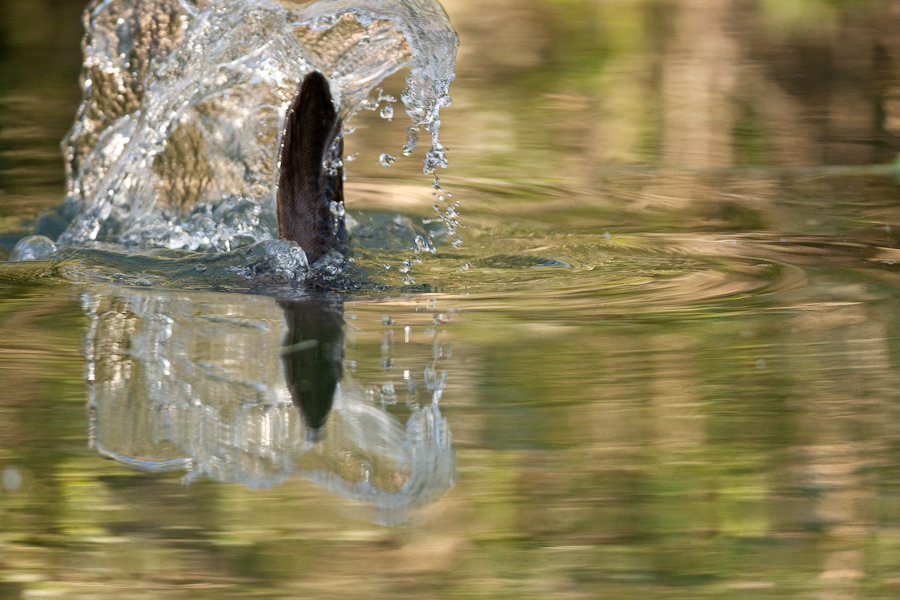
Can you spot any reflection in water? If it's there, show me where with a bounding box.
[84,288,456,514]
[279,296,345,432]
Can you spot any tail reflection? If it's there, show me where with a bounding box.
[278,296,344,434]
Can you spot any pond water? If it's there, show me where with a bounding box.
[3,0,900,598]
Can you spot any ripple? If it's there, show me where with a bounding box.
[405,232,878,319]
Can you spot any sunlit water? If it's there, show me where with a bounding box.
[3,0,900,598]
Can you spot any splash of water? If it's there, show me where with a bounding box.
[55,0,458,254]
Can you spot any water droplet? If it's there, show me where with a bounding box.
[381,314,394,325]
[379,153,396,167]
[403,127,419,156]
[195,264,208,273]
[358,33,371,46]
[380,104,393,120]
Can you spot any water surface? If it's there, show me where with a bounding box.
[3,0,900,598]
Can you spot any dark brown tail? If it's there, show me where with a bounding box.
[277,71,347,265]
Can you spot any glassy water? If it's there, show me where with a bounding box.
[3,0,900,598]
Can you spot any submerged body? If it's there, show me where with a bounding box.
[277,71,348,265]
